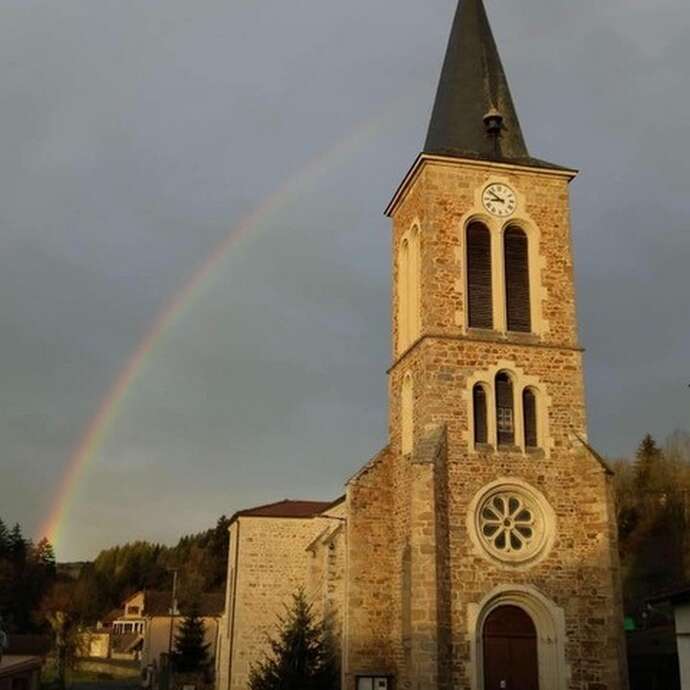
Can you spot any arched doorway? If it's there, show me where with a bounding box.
[483,605,539,690]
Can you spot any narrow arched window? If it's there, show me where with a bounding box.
[495,372,515,446]
[409,227,421,342]
[398,239,410,351]
[473,384,488,445]
[401,373,413,455]
[504,227,531,332]
[466,222,493,329]
[523,388,538,449]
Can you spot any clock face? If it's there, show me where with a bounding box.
[482,183,517,217]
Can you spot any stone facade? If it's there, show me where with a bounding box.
[216,501,345,690]
[339,156,629,690]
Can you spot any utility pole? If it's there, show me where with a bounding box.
[167,569,178,658]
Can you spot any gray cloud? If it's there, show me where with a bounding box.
[1,0,688,560]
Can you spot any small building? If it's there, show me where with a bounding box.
[112,591,224,667]
[648,586,690,689]
[0,656,42,690]
[112,592,148,637]
[625,625,680,690]
[78,630,111,659]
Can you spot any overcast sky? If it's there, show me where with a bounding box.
[1,0,689,561]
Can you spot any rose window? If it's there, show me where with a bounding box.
[480,494,535,554]
[473,484,553,565]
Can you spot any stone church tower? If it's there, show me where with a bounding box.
[213,1,631,688]
[341,1,630,689]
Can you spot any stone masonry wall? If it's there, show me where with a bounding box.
[308,502,347,646]
[391,160,580,357]
[224,516,328,690]
[344,449,397,690]
[342,157,628,689]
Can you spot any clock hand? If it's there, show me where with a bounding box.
[489,193,505,203]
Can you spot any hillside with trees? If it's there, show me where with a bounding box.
[69,514,231,623]
[0,515,229,633]
[614,431,690,617]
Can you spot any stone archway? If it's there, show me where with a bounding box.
[467,585,570,690]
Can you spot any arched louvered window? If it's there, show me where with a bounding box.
[473,384,488,445]
[409,227,421,342]
[466,222,493,329]
[397,229,421,354]
[523,388,538,449]
[495,372,515,446]
[398,239,410,350]
[504,227,531,332]
[401,373,414,455]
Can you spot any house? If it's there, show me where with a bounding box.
[215,0,629,688]
[115,591,224,666]
[0,656,42,690]
[106,591,223,666]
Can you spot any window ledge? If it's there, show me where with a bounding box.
[474,443,495,453]
[467,327,497,335]
[496,444,523,454]
[466,328,541,344]
[505,330,540,344]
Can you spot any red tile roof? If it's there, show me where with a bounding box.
[230,498,342,523]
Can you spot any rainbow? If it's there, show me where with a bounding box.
[38,109,401,553]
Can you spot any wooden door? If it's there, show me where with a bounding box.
[483,605,539,690]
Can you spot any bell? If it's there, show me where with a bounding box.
[483,107,504,136]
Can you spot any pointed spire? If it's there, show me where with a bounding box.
[424,0,529,162]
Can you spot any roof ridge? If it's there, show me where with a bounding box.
[230,498,336,524]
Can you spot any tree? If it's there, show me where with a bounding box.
[173,601,210,674]
[206,515,231,589]
[249,589,340,690]
[0,520,10,559]
[616,432,690,617]
[35,538,57,575]
[8,524,26,565]
[75,515,231,623]
[634,434,663,493]
[40,582,81,690]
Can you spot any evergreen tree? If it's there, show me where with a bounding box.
[634,434,663,493]
[0,520,10,559]
[9,524,26,564]
[249,589,340,690]
[173,601,210,673]
[35,538,57,575]
[205,515,230,589]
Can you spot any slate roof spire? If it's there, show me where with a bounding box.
[424,0,530,163]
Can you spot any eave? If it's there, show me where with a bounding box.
[384,153,579,218]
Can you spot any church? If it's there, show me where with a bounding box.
[214,1,629,689]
